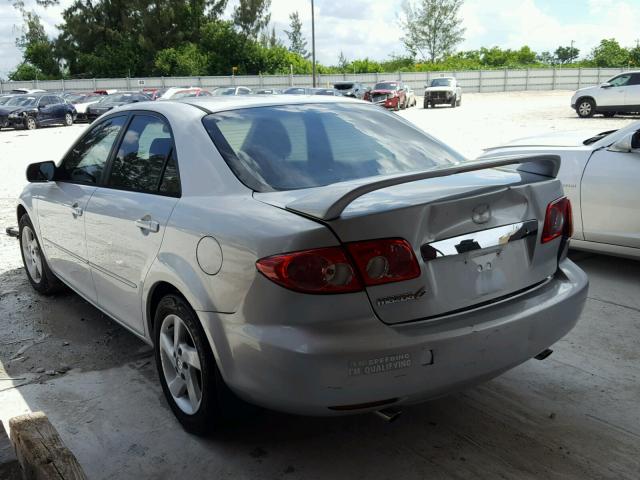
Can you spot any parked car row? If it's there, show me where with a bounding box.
[1,77,463,131]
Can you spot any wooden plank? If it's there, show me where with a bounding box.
[9,412,87,480]
[0,420,22,479]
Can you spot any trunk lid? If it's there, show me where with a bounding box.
[256,163,564,324]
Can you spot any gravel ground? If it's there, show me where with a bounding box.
[0,92,639,479]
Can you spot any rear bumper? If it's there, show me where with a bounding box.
[198,259,588,416]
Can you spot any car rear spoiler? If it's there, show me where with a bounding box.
[285,154,561,221]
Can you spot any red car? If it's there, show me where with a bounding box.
[364,81,408,111]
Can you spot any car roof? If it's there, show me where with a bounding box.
[178,94,359,113]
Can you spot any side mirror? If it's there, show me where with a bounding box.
[600,82,612,89]
[26,161,56,183]
[608,134,635,153]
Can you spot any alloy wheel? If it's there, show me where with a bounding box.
[65,113,73,126]
[21,226,43,284]
[26,117,36,130]
[159,314,203,415]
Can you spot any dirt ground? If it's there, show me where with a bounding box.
[1,91,639,479]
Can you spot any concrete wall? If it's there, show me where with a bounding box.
[0,67,630,94]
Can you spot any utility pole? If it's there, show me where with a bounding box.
[570,40,575,63]
[311,0,316,87]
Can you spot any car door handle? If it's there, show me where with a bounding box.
[135,218,160,233]
[68,203,83,217]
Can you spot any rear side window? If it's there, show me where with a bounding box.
[202,103,462,191]
[108,114,177,194]
[57,115,127,184]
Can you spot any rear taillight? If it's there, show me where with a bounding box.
[256,247,361,294]
[256,239,421,293]
[541,197,573,243]
[347,239,421,286]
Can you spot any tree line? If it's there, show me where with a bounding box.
[7,0,640,82]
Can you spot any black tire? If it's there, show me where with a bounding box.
[19,214,62,295]
[450,96,457,108]
[154,294,248,435]
[576,98,595,118]
[423,100,429,109]
[603,112,615,118]
[64,113,73,126]
[456,96,462,107]
[25,116,37,130]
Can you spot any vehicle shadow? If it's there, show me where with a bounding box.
[0,266,150,379]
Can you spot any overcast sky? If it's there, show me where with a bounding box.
[2,0,640,78]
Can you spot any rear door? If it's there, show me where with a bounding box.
[38,115,128,301]
[581,131,640,249]
[84,113,180,333]
[51,95,67,122]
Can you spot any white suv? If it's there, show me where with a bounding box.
[571,71,640,118]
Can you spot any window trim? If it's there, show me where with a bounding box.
[54,113,129,187]
[100,110,182,198]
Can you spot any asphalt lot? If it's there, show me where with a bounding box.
[1,91,639,479]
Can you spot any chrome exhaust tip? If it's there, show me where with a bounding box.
[374,407,403,423]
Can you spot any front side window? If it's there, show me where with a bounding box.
[203,103,463,191]
[609,75,631,87]
[108,115,175,193]
[57,116,127,184]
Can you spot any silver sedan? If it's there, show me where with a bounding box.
[16,96,588,434]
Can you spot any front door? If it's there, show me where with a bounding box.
[598,73,632,107]
[581,131,640,249]
[38,115,128,301]
[84,113,180,333]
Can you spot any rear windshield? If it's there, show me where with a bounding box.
[334,83,354,90]
[202,103,462,191]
